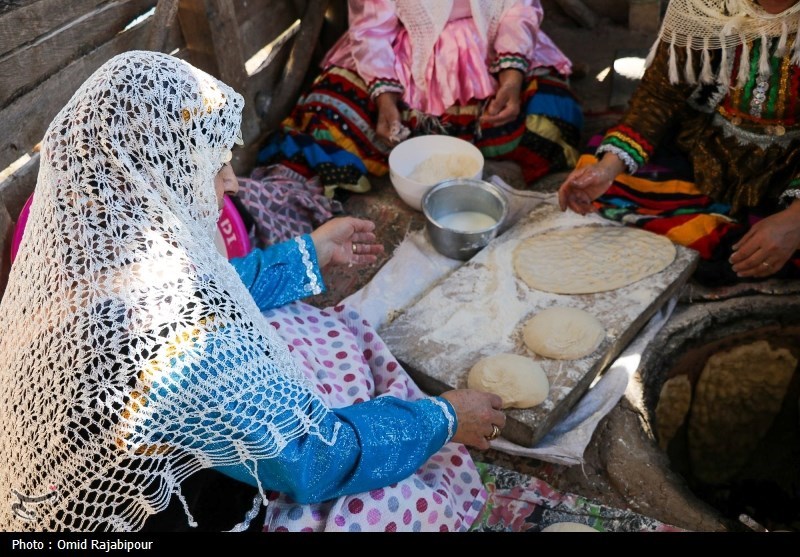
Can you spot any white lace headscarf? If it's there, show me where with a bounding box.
[395,0,518,90]
[0,51,335,531]
[649,0,800,86]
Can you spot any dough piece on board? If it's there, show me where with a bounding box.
[512,225,676,294]
[541,522,599,532]
[522,306,605,360]
[467,353,549,409]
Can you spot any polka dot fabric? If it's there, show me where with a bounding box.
[261,302,488,532]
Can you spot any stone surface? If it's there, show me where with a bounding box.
[655,374,692,451]
[688,340,796,484]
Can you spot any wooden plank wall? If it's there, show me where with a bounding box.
[0,0,165,214]
[0,0,348,298]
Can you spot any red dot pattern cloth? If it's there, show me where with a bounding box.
[261,302,487,532]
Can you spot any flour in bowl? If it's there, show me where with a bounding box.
[407,153,481,184]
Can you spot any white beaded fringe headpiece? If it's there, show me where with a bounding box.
[647,0,800,86]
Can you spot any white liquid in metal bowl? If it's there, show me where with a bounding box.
[436,211,497,232]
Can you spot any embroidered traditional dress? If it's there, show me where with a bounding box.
[256,0,582,194]
[580,39,800,280]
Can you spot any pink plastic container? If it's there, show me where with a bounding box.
[216,195,251,259]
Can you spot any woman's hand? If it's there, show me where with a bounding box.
[375,92,403,146]
[310,216,384,269]
[729,200,800,278]
[440,389,506,450]
[557,154,626,215]
[480,69,523,127]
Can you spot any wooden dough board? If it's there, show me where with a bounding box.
[379,203,698,447]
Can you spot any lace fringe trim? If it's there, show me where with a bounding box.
[596,143,640,175]
[779,186,800,205]
[227,494,264,532]
[296,236,323,295]
[430,397,456,441]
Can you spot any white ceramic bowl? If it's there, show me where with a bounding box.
[388,135,484,211]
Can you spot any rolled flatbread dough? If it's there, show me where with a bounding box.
[512,225,676,294]
[522,306,605,360]
[541,522,599,532]
[467,353,549,409]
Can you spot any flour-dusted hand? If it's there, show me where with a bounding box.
[376,92,404,146]
[440,389,506,450]
[310,216,384,268]
[557,153,626,215]
[389,120,411,144]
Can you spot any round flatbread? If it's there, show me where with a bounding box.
[467,353,549,409]
[512,226,676,294]
[522,306,605,360]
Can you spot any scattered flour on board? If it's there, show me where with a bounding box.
[400,207,677,412]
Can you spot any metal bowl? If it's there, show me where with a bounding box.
[422,178,508,260]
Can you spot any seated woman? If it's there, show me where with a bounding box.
[0,50,505,532]
[557,0,800,286]
[251,0,583,210]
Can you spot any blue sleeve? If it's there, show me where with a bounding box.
[214,395,457,504]
[229,234,326,311]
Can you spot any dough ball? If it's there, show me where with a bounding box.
[467,353,549,409]
[522,306,605,360]
[541,522,599,532]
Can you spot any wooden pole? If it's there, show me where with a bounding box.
[255,0,330,130]
[147,0,181,52]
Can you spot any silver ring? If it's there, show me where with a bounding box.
[486,424,501,441]
[352,243,358,254]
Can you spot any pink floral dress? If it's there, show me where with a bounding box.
[260,301,488,531]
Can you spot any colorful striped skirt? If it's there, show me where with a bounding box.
[257,66,583,193]
[580,136,800,284]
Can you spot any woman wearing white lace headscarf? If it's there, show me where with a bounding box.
[0,50,507,532]
[558,0,800,286]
